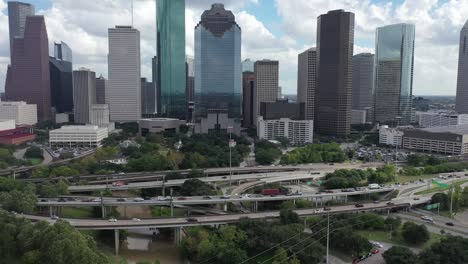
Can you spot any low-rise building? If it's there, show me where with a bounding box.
[194,110,241,135]
[379,125,405,146]
[49,125,108,148]
[55,113,70,124]
[90,104,114,131]
[0,101,37,125]
[139,118,186,136]
[416,111,468,128]
[0,119,35,145]
[402,125,468,155]
[257,116,313,145]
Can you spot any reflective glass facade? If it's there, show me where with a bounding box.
[194,4,241,122]
[156,0,186,119]
[374,23,415,126]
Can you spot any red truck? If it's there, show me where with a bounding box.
[261,188,281,196]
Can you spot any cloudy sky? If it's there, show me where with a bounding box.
[1,0,468,95]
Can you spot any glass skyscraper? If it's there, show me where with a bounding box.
[194,3,241,123]
[156,0,186,119]
[374,23,415,126]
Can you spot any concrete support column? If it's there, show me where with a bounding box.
[255,201,258,212]
[345,195,348,204]
[49,206,53,216]
[223,203,228,212]
[387,209,390,216]
[114,229,119,255]
[293,199,296,205]
[174,227,183,245]
[101,205,106,219]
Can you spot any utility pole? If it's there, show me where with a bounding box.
[326,214,330,264]
[228,126,234,187]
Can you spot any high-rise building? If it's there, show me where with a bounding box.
[456,21,468,114]
[316,9,354,137]
[141,78,156,115]
[95,76,106,104]
[297,47,317,120]
[156,0,186,119]
[374,23,415,126]
[72,69,96,124]
[242,58,254,72]
[194,3,241,131]
[352,53,374,111]
[50,41,73,113]
[90,104,114,131]
[242,71,255,128]
[0,101,37,125]
[7,1,35,55]
[254,60,279,126]
[152,56,158,112]
[186,56,195,104]
[5,16,51,122]
[107,26,141,122]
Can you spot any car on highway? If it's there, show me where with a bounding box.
[446,222,454,226]
[373,200,380,204]
[108,218,118,222]
[221,194,231,199]
[323,207,332,211]
[133,197,144,202]
[50,215,59,220]
[325,190,334,193]
[186,217,198,222]
[387,202,395,206]
[92,198,102,202]
[202,196,212,200]
[132,218,141,222]
[177,197,188,200]
[58,198,67,202]
[40,199,48,202]
[117,198,126,202]
[413,197,420,200]
[355,203,364,208]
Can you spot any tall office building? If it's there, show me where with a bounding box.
[152,56,158,112]
[7,1,35,55]
[141,78,156,115]
[297,47,317,120]
[186,56,195,103]
[316,9,354,137]
[73,69,96,124]
[50,41,73,113]
[374,23,415,126]
[156,0,186,119]
[456,21,468,114]
[107,26,141,122]
[242,71,255,127]
[242,58,254,72]
[95,76,106,104]
[254,60,279,126]
[5,16,51,122]
[352,53,374,111]
[194,3,241,128]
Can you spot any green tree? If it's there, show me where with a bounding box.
[401,222,430,244]
[418,235,468,264]
[383,246,418,264]
[50,166,80,177]
[179,179,215,196]
[279,209,300,225]
[24,146,43,159]
[56,179,69,195]
[0,189,37,213]
[32,165,50,178]
[95,146,119,161]
[0,161,8,169]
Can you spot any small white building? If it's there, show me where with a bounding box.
[90,104,114,131]
[49,125,108,148]
[0,120,16,131]
[416,111,468,128]
[351,110,367,124]
[257,116,313,145]
[0,101,37,125]
[379,125,405,146]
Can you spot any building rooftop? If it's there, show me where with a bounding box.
[417,125,468,135]
[139,118,184,122]
[0,101,35,106]
[51,125,106,132]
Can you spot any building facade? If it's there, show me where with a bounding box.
[379,125,404,146]
[351,110,367,124]
[402,126,468,155]
[7,1,35,55]
[417,112,468,128]
[49,125,108,148]
[297,47,317,121]
[260,99,305,120]
[242,58,254,72]
[242,71,255,127]
[141,78,156,115]
[194,109,241,135]
[156,0,186,119]
[90,104,113,131]
[194,4,241,130]
[95,76,106,105]
[139,118,186,136]
[257,116,314,145]
[374,23,415,126]
[72,69,96,124]
[456,20,468,114]
[254,60,279,126]
[0,120,35,145]
[316,10,354,137]
[108,26,141,122]
[352,53,374,111]
[5,16,51,122]
[0,101,37,125]
[50,41,73,113]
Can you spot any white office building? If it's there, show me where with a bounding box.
[379,125,405,146]
[90,104,114,131]
[416,111,468,128]
[49,125,108,148]
[0,101,37,125]
[108,26,141,122]
[257,116,313,145]
[0,120,16,131]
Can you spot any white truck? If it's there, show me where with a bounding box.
[368,183,381,189]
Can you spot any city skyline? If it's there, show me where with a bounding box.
[0,0,467,96]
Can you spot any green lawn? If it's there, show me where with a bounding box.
[61,207,94,218]
[415,179,468,195]
[357,228,443,249]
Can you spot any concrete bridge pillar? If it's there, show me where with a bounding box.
[170,202,174,217]
[174,227,183,245]
[293,199,296,205]
[344,195,348,204]
[114,229,120,255]
[223,203,228,212]
[101,205,106,219]
[49,206,53,217]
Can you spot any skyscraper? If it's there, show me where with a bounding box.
[107,26,141,122]
[186,56,195,103]
[156,0,186,119]
[297,47,317,121]
[141,78,156,115]
[374,23,415,126]
[152,56,158,112]
[72,69,96,124]
[254,60,279,126]
[242,58,254,72]
[7,1,35,56]
[456,21,468,114]
[95,76,107,104]
[50,41,73,113]
[242,71,255,128]
[194,3,241,127]
[316,9,354,137]
[352,53,374,111]
[5,16,51,122]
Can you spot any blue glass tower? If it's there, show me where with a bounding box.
[194,3,241,123]
[156,0,186,119]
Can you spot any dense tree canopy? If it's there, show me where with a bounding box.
[322,165,396,189]
[24,146,43,159]
[383,246,418,264]
[401,222,430,244]
[179,179,216,196]
[255,140,282,165]
[280,143,346,165]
